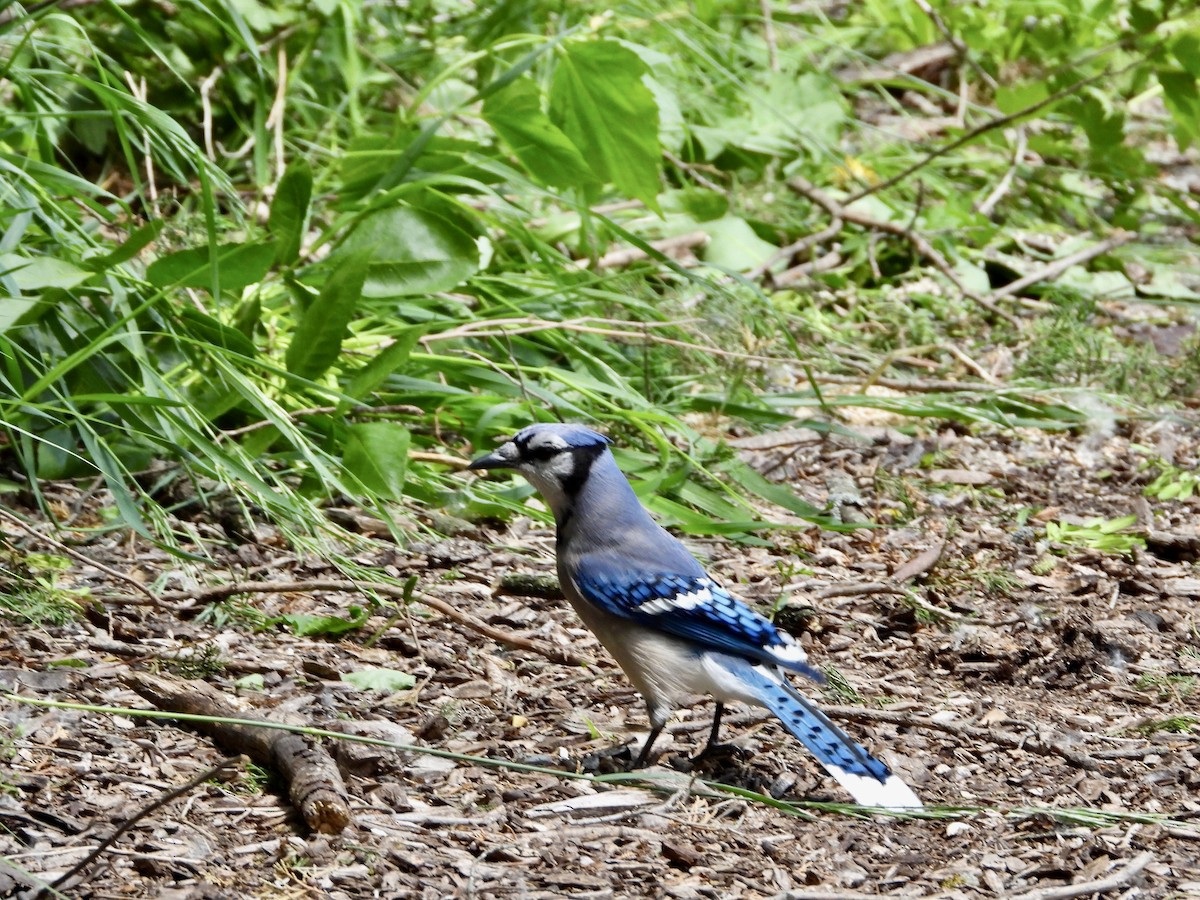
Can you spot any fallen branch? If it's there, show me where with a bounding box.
[788,176,1020,326]
[1008,851,1153,900]
[124,672,351,834]
[991,231,1133,299]
[844,63,1127,205]
[35,754,243,898]
[108,578,590,668]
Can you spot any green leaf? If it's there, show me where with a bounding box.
[336,206,479,298]
[699,216,778,272]
[179,308,258,357]
[277,606,368,637]
[342,666,416,693]
[234,673,266,691]
[0,299,43,335]
[483,76,599,192]
[342,421,411,500]
[995,80,1051,116]
[0,253,91,291]
[1159,69,1200,148]
[286,248,370,379]
[549,39,661,208]
[146,242,277,292]
[86,220,165,270]
[269,160,312,265]
[1174,31,1200,79]
[346,326,426,400]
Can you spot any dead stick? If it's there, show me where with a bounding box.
[1008,851,1153,900]
[39,755,243,897]
[992,231,1133,299]
[125,672,350,834]
[787,176,1020,326]
[109,579,590,668]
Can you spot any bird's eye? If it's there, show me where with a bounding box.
[526,445,561,462]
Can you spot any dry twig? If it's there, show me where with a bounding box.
[34,755,243,898]
[1008,851,1153,900]
[788,176,1020,326]
[125,672,351,834]
[991,231,1134,299]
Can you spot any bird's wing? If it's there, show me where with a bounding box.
[571,565,823,681]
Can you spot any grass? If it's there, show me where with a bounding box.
[0,0,1197,553]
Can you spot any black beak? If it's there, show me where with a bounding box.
[468,441,518,470]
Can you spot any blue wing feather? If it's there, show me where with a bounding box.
[573,569,822,680]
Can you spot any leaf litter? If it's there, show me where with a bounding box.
[1,419,1199,898]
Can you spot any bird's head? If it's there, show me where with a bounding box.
[468,423,613,517]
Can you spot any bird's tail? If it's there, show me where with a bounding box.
[708,654,923,810]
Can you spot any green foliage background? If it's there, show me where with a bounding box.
[1,0,1197,542]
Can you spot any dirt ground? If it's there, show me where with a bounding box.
[2,418,1199,899]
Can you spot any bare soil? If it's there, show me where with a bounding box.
[2,419,1199,898]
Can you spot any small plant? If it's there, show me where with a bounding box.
[1134,672,1196,703]
[196,600,274,631]
[0,550,89,625]
[1132,715,1198,736]
[1140,458,1199,501]
[1044,516,1145,556]
[154,643,227,680]
[821,666,865,706]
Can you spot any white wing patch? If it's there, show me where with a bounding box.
[637,585,713,615]
[765,635,809,666]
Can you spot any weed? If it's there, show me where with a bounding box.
[153,644,226,680]
[1132,716,1198,736]
[1044,516,1146,556]
[821,666,865,706]
[1133,673,1196,704]
[1137,455,1199,502]
[0,549,88,625]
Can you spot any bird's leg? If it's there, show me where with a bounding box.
[704,702,725,752]
[631,723,664,769]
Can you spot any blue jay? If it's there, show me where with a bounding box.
[469,422,923,809]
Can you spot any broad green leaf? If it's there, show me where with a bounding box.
[286,248,370,379]
[336,206,479,298]
[342,666,416,693]
[342,421,411,500]
[549,39,661,208]
[483,77,599,192]
[278,606,368,637]
[146,241,277,292]
[1175,31,1200,79]
[0,253,91,291]
[995,80,1051,116]
[269,160,312,265]
[700,216,778,272]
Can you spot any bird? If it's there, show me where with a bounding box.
[469,422,923,810]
